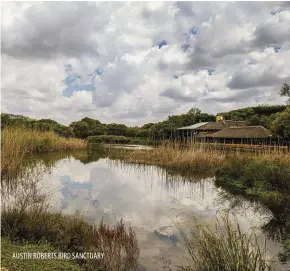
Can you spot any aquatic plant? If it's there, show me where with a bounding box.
[180,216,275,271]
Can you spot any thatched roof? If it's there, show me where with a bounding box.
[177,122,209,130]
[197,132,215,138]
[196,120,246,131]
[211,126,272,139]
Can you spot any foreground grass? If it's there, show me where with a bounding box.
[1,127,87,174]
[1,238,83,271]
[180,216,274,271]
[1,206,139,271]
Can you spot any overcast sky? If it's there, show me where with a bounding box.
[1,2,290,126]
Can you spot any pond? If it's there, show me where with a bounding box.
[4,146,289,270]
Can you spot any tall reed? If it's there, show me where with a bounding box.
[180,216,275,271]
[1,126,87,174]
[107,141,290,177]
[107,142,227,176]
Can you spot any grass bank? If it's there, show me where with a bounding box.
[215,154,290,198]
[1,127,87,174]
[215,154,290,263]
[1,238,83,271]
[1,206,139,271]
[88,135,152,145]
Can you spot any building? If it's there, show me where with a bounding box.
[176,116,246,141]
[175,116,272,143]
[211,126,272,143]
[176,122,209,141]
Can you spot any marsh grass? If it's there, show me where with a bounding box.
[1,126,87,175]
[2,207,139,271]
[215,154,290,197]
[180,216,275,271]
[1,152,139,271]
[1,237,83,271]
[107,141,290,179]
[107,142,227,176]
[1,173,139,271]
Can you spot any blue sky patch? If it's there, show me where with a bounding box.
[63,65,98,98]
[208,68,215,75]
[157,40,167,49]
[190,27,198,36]
[88,68,103,79]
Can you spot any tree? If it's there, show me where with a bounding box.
[280,83,290,104]
[71,121,89,138]
[271,107,290,140]
[188,107,201,116]
[106,123,127,136]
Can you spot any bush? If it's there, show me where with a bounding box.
[215,155,290,195]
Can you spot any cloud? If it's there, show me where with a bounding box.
[228,47,290,89]
[252,10,290,47]
[1,2,100,59]
[1,2,289,126]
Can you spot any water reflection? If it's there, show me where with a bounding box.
[2,149,289,270]
[21,150,279,270]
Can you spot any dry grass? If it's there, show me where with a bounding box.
[108,142,226,175]
[2,206,139,271]
[1,127,87,174]
[107,141,290,178]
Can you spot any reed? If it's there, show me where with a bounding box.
[180,216,274,271]
[1,150,139,271]
[107,141,290,178]
[108,142,227,176]
[1,126,87,174]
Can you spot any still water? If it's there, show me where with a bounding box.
[23,147,286,270]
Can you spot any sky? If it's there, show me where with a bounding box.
[1,1,290,126]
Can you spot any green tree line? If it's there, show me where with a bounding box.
[2,82,290,141]
[2,104,290,140]
[1,107,214,140]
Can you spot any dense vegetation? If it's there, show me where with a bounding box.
[215,155,290,263]
[2,207,139,271]
[2,104,290,142]
[1,127,86,176]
